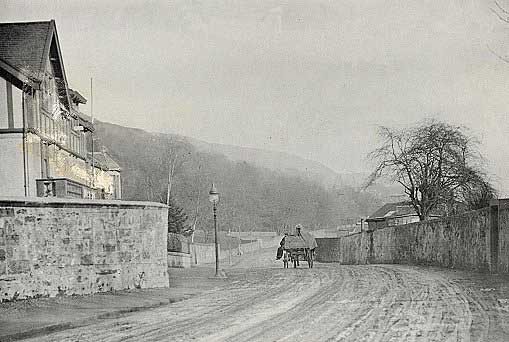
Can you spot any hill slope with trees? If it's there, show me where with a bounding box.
[94,121,383,235]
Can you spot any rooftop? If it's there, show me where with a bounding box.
[0,20,53,79]
[366,201,417,221]
[0,20,92,127]
[87,151,122,172]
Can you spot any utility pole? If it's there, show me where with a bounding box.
[90,77,95,189]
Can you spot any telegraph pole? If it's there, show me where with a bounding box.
[90,77,95,188]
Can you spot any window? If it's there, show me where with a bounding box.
[12,85,23,128]
[42,67,58,115]
[0,79,24,129]
[43,113,49,134]
[25,92,36,129]
[48,115,54,138]
[113,174,121,199]
[0,79,7,128]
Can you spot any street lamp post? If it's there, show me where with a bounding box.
[209,183,220,277]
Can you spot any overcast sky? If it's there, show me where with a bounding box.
[2,0,509,194]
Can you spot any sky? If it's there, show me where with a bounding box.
[2,0,509,194]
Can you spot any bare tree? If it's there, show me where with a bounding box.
[187,189,201,242]
[166,150,179,205]
[491,1,509,24]
[489,1,509,62]
[366,120,495,220]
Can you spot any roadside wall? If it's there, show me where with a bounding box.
[189,237,281,265]
[315,237,341,262]
[258,236,282,249]
[370,209,490,270]
[498,202,509,273]
[240,240,262,254]
[190,243,217,264]
[316,207,493,272]
[0,197,169,302]
[316,233,369,264]
[233,231,278,240]
[168,232,190,254]
[167,252,192,268]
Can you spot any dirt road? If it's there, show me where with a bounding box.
[23,248,509,341]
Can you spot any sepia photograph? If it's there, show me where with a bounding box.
[1,1,509,341]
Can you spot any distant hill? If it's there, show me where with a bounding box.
[93,120,385,232]
[184,136,403,202]
[185,137,341,189]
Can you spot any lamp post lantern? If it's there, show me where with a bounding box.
[209,183,220,277]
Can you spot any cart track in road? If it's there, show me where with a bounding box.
[22,249,509,342]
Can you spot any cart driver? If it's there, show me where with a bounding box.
[276,233,288,260]
[295,224,303,236]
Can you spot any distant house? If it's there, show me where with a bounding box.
[0,20,121,199]
[87,148,122,199]
[365,202,440,230]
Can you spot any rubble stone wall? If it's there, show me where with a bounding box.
[497,203,509,273]
[167,251,192,268]
[371,209,490,271]
[190,243,217,265]
[316,208,492,272]
[0,197,168,302]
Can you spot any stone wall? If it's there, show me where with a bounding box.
[0,197,168,302]
[316,233,369,264]
[316,207,494,273]
[372,209,490,271]
[167,252,192,268]
[168,233,190,254]
[190,243,217,265]
[315,237,342,262]
[239,240,262,254]
[257,236,282,249]
[497,201,509,273]
[189,238,278,265]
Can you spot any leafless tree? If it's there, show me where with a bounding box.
[366,120,495,220]
[491,1,509,24]
[166,150,179,205]
[187,189,201,242]
[489,1,509,62]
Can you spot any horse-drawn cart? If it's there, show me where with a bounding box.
[283,235,315,268]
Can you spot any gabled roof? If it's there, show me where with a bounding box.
[0,21,54,78]
[87,151,122,172]
[69,89,87,105]
[0,20,52,79]
[0,20,72,110]
[366,202,417,221]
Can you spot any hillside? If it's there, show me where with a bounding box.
[94,121,384,233]
[185,137,341,189]
[183,136,403,200]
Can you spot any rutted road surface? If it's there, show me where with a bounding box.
[24,248,509,341]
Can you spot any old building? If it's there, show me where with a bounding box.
[0,20,121,199]
[365,202,441,231]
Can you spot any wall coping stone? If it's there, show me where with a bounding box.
[168,251,192,257]
[0,196,168,209]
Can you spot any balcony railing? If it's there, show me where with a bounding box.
[36,178,106,199]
